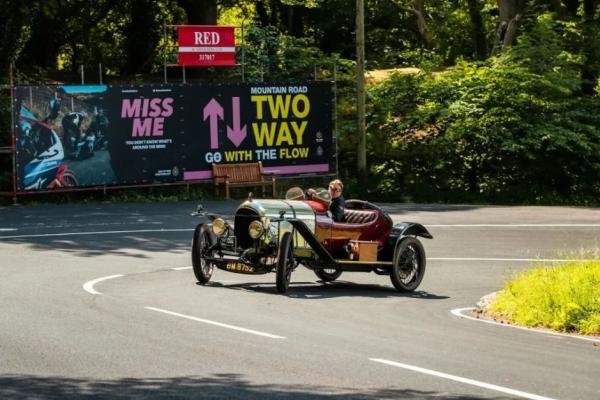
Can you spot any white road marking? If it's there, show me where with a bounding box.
[0,228,17,232]
[451,308,600,344]
[430,257,595,262]
[83,274,124,295]
[145,307,285,339]
[428,224,600,227]
[369,358,558,400]
[0,228,193,239]
[171,266,192,271]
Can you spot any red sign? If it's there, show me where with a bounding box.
[177,25,236,67]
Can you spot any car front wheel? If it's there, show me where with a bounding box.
[192,225,215,284]
[276,232,294,293]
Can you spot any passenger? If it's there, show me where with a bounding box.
[306,179,345,222]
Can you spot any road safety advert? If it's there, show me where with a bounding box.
[13,82,335,191]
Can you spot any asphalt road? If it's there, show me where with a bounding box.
[1,201,599,399]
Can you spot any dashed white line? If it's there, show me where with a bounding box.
[0,228,193,239]
[0,228,17,232]
[145,307,285,339]
[83,274,124,295]
[369,358,558,400]
[451,308,600,344]
[171,266,192,271]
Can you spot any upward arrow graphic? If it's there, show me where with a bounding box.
[226,97,247,147]
[203,98,224,150]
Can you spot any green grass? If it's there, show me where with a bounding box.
[489,262,600,335]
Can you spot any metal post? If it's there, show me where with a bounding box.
[241,21,245,82]
[99,63,103,84]
[163,20,168,84]
[182,65,186,83]
[314,64,317,80]
[356,0,367,185]
[81,65,85,84]
[9,62,17,204]
[333,61,339,176]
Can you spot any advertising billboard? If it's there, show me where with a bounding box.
[13,82,335,192]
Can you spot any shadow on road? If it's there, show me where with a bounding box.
[0,374,509,399]
[208,280,449,300]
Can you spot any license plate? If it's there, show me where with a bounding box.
[225,262,254,273]
[219,236,236,248]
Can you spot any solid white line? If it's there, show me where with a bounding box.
[145,307,285,339]
[429,257,595,262]
[83,274,124,295]
[369,358,558,400]
[0,228,194,239]
[171,266,192,271]
[451,308,600,344]
[428,224,600,227]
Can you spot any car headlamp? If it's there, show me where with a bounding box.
[248,220,264,239]
[212,218,227,236]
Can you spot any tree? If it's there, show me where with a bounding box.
[492,0,526,54]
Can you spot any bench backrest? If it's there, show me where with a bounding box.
[212,162,264,184]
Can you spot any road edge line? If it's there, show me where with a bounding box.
[450,307,600,344]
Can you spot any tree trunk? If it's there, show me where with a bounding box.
[581,0,599,94]
[492,0,526,55]
[177,0,218,25]
[123,0,161,75]
[466,0,487,59]
[412,0,431,47]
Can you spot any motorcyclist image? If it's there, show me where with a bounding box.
[86,107,109,150]
[43,88,65,123]
[61,110,89,159]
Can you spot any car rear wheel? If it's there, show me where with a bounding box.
[276,232,294,293]
[315,268,342,282]
[192,225,215,284]
[390,237,426,292]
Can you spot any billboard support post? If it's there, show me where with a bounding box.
[99,63,103,84]
[80,65,85,84]
[163,20,168,84]
[9,62,17,204]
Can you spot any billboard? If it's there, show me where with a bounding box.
[177,25,236,66]
[13,82,335,192]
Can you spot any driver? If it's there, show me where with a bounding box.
[306,179,345,222]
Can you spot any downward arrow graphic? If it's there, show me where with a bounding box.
[203,98,224,149]
[226,97,247,147]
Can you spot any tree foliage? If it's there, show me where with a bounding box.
[1,0,600,203]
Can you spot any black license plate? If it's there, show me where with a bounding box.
[225,262,254,273]
[219,236,236,248]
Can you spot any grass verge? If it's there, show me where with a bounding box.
[489,262,600,335]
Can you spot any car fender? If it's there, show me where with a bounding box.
[393,222,433,240]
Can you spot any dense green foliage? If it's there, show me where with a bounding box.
[1,1,600,203]
[489,261,600,335]
[368,14,600,203]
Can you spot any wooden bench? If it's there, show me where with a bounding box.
[212,162,277,199]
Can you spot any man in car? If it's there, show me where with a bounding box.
[306,179,345,222]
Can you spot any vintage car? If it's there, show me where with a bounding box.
[191,187,433,294]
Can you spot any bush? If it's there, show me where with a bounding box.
[366,13,600,204]
[489,262,600,335]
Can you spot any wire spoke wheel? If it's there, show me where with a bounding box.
[276,232,294,294]
[192,225,215,284]
[391,237,426,292]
